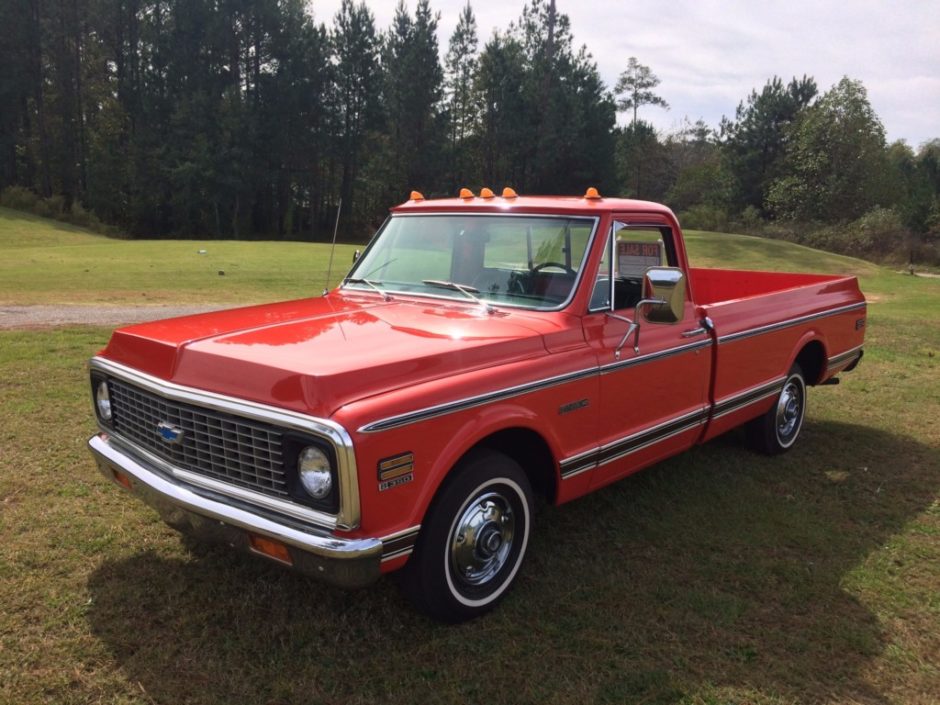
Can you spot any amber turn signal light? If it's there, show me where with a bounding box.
[112,469,133,491]
[248,533,293,565]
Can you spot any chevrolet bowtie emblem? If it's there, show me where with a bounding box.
[157,422,185,445]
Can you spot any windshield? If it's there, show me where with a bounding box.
[344,214,596,310]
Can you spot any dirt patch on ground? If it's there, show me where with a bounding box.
[0,304,227,330]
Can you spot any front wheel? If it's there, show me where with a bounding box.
[747,363,807,455]
[398,449,533,622]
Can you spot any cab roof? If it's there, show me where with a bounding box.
[390,193,677,218]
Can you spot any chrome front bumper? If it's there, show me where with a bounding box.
[88,433,383,588]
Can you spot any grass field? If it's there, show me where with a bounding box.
[0,209,937,704]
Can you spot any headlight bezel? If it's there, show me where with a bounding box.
[91,373,114,426]
[283,435,340,513]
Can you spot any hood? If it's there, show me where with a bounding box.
[100,293,555,417]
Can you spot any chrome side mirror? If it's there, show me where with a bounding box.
[641,267,685,324]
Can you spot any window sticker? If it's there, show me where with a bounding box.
[617,241,662,278]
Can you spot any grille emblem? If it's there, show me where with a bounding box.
[157,422,185,445]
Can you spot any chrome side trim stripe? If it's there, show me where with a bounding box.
[600,339,712,375]
[380,525,421,561]
[826,345,864,372]
[361,339,711,433]
[359,367,598,433]
[717,301,866,345]
[710,377,786,420]
[559,378,790,479]
[560,408,708,478]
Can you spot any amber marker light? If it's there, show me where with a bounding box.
[112,469,133,491]
[480,187,495,199]
[459,188,475,199]
[584,186,602,200]
[502,187,518,198]
[248,533,293,565]
[410,190,425,201]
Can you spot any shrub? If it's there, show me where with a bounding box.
[677,204,729,232]
[0,186,118,237]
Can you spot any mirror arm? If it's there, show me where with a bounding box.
[609,298,666,358]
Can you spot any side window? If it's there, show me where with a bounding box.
[590,223,677,312]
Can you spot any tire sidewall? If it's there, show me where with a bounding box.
[403,450,533,622]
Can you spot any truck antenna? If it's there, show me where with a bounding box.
[322,197,343,296]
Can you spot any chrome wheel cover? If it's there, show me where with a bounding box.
[776,378,804,443]
[448,491,516,587]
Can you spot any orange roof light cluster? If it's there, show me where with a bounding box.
[408,186,520,201]
[584,187,602,200]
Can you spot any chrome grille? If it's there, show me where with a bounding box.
[108,379,288,497]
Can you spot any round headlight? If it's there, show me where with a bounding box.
[298,446,332,499]
[96,381,112,421]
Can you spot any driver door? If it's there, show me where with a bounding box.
[582,219,711,489]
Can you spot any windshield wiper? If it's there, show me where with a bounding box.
[422,279,496,314]
[344,277,391,301]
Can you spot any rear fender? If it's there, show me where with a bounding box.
[787,330,829,385]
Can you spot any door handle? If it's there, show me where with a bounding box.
[681,327,706,338]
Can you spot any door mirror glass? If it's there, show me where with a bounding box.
[641,267,685,323]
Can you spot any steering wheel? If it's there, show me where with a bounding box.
[532,261,576,275]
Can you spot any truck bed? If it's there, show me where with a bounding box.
[689,268,866,442]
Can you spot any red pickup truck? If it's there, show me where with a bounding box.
[88,189,866,621]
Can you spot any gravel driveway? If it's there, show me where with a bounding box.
[0,304,228,329]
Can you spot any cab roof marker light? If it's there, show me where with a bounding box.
[459,188,475,199]
[502,187,518,199]
[584,187,602,200]
[480,187,495,199]
[410,190,425,201]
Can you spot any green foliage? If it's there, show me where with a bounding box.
[444,3,480,189]
[676,204,730,232]
[721,75,817,214]
[1,186,115,236]
[767,78,889,222]
[1,0,937,261]
[614,56,669,125]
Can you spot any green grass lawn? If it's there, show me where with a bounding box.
[0,206,361,305]
[0,211,938,704]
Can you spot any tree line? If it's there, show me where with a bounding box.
[1,0,938,261]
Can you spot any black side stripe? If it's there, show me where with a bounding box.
[360,367,598,433]
[711,378,785,419]
[826,346,863,372]
[718,302,866,345]
[559,378,787,479]
[600,339,712,374]
[360,339,710,433]
[560,408,708,478]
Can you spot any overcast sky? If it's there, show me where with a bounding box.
[311,0,940,148]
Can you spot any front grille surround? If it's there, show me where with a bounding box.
[88,358,359,530]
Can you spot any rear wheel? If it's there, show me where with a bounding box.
[399,449,533,622]
[747,364,807,455]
